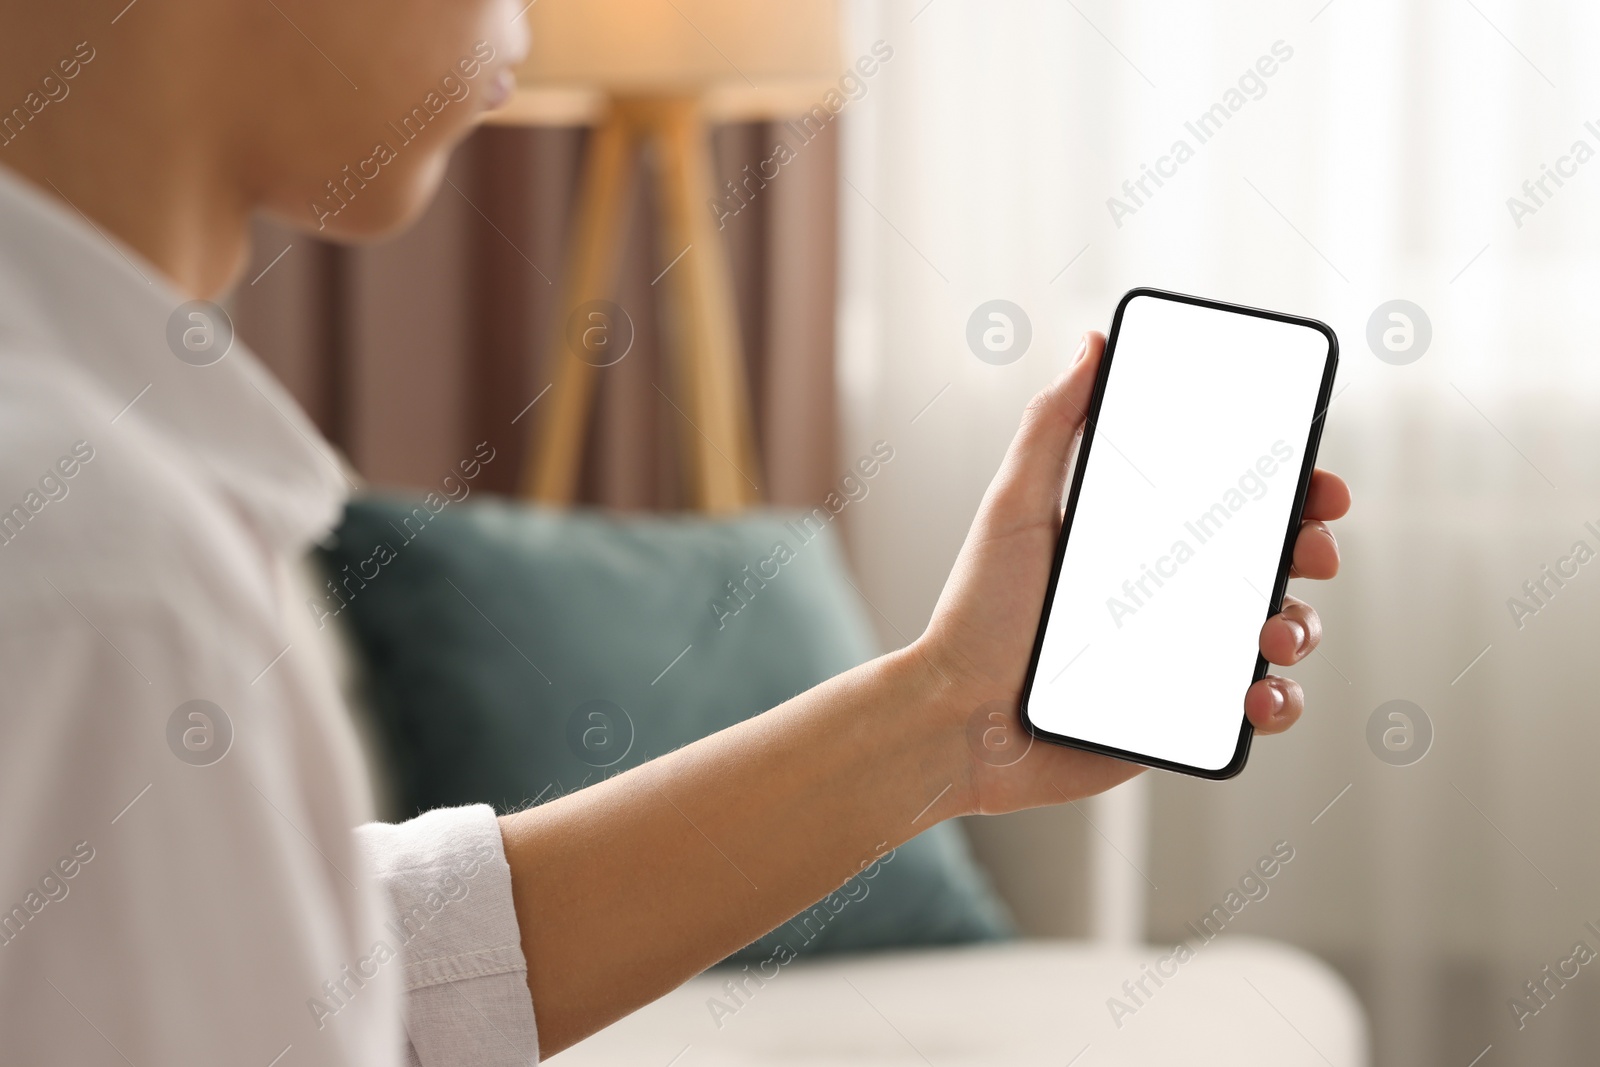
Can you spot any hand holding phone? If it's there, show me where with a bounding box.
[917,290,1348,811]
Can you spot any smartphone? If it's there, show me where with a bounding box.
[1019,288,1338,779]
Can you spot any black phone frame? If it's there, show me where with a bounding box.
[1018,287,1340,780]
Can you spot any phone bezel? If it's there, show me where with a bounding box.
[1017,287,1340,780]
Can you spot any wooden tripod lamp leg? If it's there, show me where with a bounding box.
[649,97,762,513]
[523,103,638,504]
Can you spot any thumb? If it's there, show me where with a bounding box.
[984,331,1106,526]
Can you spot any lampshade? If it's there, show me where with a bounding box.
[514,0,841,94]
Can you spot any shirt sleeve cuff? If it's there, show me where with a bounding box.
[356,804,539,1066]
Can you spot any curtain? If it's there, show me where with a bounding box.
[235,119,841,510]
[840,1,1600,1065]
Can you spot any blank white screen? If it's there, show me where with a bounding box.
[1028,293,1331,773]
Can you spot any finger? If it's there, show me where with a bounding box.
[1258,595,1320,666]
[1289,519,1339,580]
[1302,470,1350,521]
[984,332,1105,525]
[1244,675,1302,734]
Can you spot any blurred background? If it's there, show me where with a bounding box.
[236,1,1600,1063]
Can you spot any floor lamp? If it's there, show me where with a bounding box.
[488,0,841,513]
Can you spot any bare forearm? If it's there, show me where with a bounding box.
[498,645,965,1056]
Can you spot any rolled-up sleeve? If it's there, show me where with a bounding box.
[356,805,540,1067]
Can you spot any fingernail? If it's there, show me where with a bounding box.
[1284,618,1308,655]
[1266,679,1287,718]
[1071,335,1088,366]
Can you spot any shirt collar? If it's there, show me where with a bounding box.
[0,164,348,551]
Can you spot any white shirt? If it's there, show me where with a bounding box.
[0,165,539,1066]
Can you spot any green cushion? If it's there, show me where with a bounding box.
[318,495,1012,959]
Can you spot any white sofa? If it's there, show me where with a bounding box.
[557,938,1367,1065]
